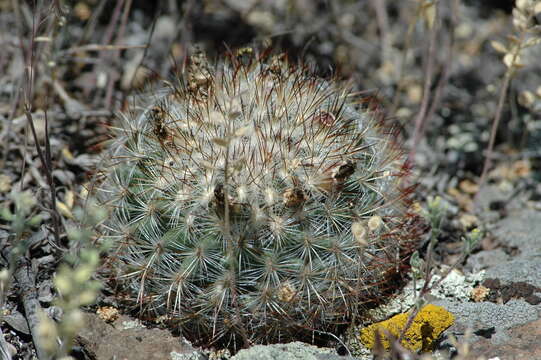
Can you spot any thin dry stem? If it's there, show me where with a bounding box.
[390,2,424,115]
[476,73,513,199]
[408,3,439,164]
[371,0,392,64]
[18,0,62,245]
[476,31,525,202]
[423,0,458,136]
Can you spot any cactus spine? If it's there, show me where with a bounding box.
[98,50,417,347]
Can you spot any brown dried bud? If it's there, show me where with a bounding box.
[283,187,307,207]
[312,111,336,127]
[332,160,356,181]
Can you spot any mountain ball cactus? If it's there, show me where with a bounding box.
[98,50,419,347]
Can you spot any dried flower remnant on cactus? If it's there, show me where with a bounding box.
[97,50,419,348]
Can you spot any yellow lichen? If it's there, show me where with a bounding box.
[359,304,454,352]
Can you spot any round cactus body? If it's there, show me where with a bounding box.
[98,51,418,347]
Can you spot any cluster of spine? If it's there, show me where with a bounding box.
[98,50,418,347]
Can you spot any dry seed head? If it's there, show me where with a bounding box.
[368,215,383,232]
[277,282,297,302]
[351,222,368,246]
[98,50,419,348]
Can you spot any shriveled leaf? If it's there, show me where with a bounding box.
[52,169,75,185]
[536,86,541,98]
[518,90,535,107]
[200,160,217,170]
[228,111,242,120]
[368,215,383,231]
[351,222,367,246]
[503,53,524,68]
[212,137,230,147]
[490,40,507,54]
[516,0,529,11]
[535,2,541,15]
[422,2,437,29]
[62,146,75,161]
[507,34,521,43]
[234,125,252,137]
[0,174,11,193]
[34,36,52,42]
[57,201,74,219]
[65,154,99,169]
[0,208,13,221]
[232,157,247,172]
[65,190,75,209]
[523,37,541,48]
[3,310,30,335]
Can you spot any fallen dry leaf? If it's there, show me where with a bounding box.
[97,306,120,323]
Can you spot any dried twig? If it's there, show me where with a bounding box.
[0,328,14,360]
[1,245,47,360]
[95,0,124,110]
[59,43,147,56]
[15,259,47,360]
[0,77,22,168]
[370,0,392,64]
[16,0,62,245]
[476,70,513,197]
[423,0,459,134]
[476,0,540,200]
[389,2,424,115]
[99,0,125,47]
[79,0,107,45]
[25,110,61,245]
[115,0,133,50]
[408,3,439,164]
[163,0,196,75]
[103,0,133,110]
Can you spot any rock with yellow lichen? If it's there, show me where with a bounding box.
[359,304,454,352]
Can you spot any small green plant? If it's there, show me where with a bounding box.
[410,196,482,288]
[0,190,42,305]
[97,50,420,348]
[409,196,446,281]
[396,199,482,356]
[1,191,42,360]
[461,227,482,256]
[1,191,42,243]
[37,201,105,359]
[1,190,45,359]
[478,0,541,192]
[423,196,446,244]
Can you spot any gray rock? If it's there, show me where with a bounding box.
[2,310,30,335]
[490,209,541,258]
[230,342,354,360]
[170,351,206,360]
[474,185,511,223]
[433,298,539,345]
[78,313,198,360]
[465,248,510,273]
[431,207,541,356]
[484,258,541,287]
[475,185,525,223]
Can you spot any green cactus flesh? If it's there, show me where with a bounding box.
[98,52,418,347]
